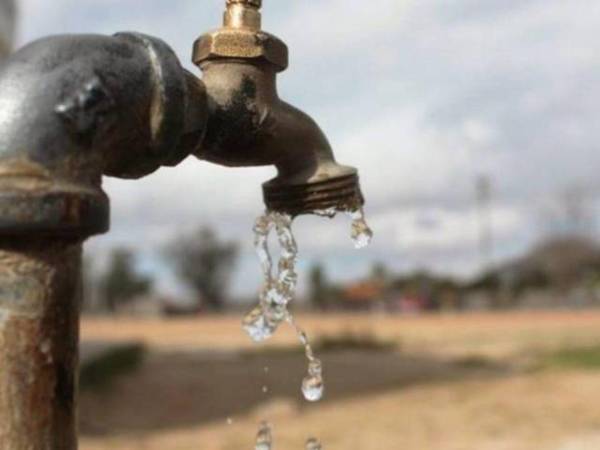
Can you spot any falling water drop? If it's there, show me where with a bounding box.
[313,207,337,219]
[348,208,373,249]
[226,417,233,426]
[255,421,273,450]
[302,359,324,402]
[306,438,323,450]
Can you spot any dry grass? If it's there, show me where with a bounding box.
[80,311,600,450]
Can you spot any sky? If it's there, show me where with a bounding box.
[12,0,600,298]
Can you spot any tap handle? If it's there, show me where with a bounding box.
[227,0,262,9]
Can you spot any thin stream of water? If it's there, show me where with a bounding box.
[244,207,373,448]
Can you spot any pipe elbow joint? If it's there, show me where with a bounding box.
[0,32,207,238]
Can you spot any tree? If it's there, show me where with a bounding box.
[540,184,594,239]
[309,263,329,310]
[370,262,390,284]
[165,226,238,311]
[99,248,153,313]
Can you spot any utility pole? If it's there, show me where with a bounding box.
[476,175,493,272]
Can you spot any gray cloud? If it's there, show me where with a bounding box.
[15,0,600,296]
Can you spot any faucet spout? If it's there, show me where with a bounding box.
[192,0,364,216]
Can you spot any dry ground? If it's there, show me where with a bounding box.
[80,311,600,450]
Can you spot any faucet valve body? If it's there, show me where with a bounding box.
[193,0,365,216]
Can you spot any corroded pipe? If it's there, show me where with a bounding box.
[0,240,81,448]
[0,32,206,450]
[193,0,364,215]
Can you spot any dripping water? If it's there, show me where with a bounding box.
[244,207,372,447]
[255,421,273,450]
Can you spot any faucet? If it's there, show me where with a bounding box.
[194,0,364,215]
[0,1,365,447]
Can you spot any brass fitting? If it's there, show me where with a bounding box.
[193,0,288,72]
[193,0,364,216]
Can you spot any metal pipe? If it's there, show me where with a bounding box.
[0,31,207,450]
[0,32,206,237]
[0,239,81,448]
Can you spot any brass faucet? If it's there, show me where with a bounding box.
[193,0,364,215]
[0,1,365,447]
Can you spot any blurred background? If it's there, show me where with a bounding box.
[3,0,600,449]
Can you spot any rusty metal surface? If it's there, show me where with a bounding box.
[0,240,81,449]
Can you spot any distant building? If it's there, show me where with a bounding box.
[340,281,385,311]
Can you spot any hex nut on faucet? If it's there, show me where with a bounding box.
[193,30,288,72]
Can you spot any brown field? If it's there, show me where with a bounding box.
[80,311,600,450]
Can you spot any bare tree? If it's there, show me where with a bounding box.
[99,248,153,313]
[165,226,238,311]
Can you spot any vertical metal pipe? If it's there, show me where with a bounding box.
[0,240,81,449]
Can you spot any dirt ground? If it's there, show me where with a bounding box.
[79,311,600,450]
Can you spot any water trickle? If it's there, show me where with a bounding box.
[306,438,323,450]
[255,421,273,450]
[246,206,372,448]
[243,212,299,343]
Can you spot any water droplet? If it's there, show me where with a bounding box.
[262,385,269,394]
[226,417,233,425]
[242,306,277,342]
[313,207,338,218]
[306,437,323,450]
[255,421,273,450]
[302,374,324,402]
[264,366,270,373]
[348,208,373,249]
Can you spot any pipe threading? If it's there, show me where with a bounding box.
[263,174,365,217]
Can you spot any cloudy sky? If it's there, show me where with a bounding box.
[13,0,600,297]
